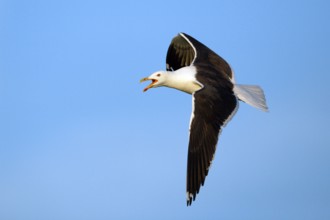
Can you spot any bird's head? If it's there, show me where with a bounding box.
[140,71,167,92]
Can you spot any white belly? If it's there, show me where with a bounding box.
[165,66,203,94]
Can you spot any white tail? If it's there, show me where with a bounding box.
[233,84,268,112]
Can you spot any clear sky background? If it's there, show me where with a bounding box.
[1,0,329,219]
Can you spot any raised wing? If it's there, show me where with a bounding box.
[166,33,233,80]
[166,33,196,71]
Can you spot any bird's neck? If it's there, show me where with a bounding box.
[164,66,202,94]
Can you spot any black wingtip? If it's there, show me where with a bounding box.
[187,199,192,206]
[186,192,196,206]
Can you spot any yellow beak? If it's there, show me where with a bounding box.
[140,77,158,92]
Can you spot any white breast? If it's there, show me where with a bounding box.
[165,66,203,94]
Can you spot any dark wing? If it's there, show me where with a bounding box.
[186,66,238,206]
[166,33,237,205]
[166,33,233,79]
[166,33,196,71]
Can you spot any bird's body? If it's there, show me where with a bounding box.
[156,66,202,94]
[140,33,268,206]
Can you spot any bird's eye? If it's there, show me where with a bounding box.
[156,73,161,77]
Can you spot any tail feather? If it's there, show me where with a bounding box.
[233,84,268,111]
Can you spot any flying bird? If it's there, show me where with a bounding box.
[140,33,268,206]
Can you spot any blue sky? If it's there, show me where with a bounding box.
[1,0,329,219]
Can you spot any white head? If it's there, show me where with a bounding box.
[140,71,168,92]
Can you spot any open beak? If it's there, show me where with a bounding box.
[140,77,158,92]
